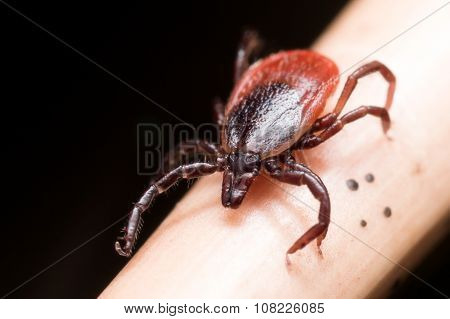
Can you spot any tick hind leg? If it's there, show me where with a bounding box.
[293,61,396,149]
[234,29,263,84]
[333,61,396,116]
[116,162,219,257]
[298,105,391,148]
[264,156,330,256]
[213,97,225,127]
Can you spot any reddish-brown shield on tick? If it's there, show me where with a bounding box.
[115,30,396,258]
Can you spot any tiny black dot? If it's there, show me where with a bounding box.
[360,220,367,227]
[365,173,375,183]
[346,179,359,191]
[384,207,392,217]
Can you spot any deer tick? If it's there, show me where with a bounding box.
[115,30,396,257]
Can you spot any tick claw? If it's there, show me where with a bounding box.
[115,240,132,257]
[285,253,292,266]
[317,247,323,257]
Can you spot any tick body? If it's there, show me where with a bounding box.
[115,30,396,257]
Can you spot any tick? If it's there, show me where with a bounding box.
[115,30,396,257]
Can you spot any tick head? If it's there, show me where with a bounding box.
[221,152,261,209]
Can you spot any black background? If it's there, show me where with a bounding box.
[0,0,448,298]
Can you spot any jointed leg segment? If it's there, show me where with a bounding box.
[299,105,390,148]
[293,61,395,149]
[234,29,263,84]
[264,156,330,255]
[154,140,220,180]
[333,61,396,116]
[213,98,225,127]
[116,162,219,256]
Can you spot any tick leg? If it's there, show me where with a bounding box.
[155,140,220,179]
[213,97,225,127]
[177,140,220,156]
[115,162,219,257]
[234,29,263,84]
[332,61,396,116]
[298,105,390,149]
[309,113,338,133]
[303,62,395,138]
[264,156,331,255]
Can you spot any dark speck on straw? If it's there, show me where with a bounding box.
[365,173,375,183]
[346,179,359,191]
[384,207,392,217]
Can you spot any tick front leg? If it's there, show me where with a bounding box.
[298,105,391,149]
[234,29,263,84]
[154,139,220,180]
[264,157,331,255]
[115,162,219,257]
[176,140,220,156]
